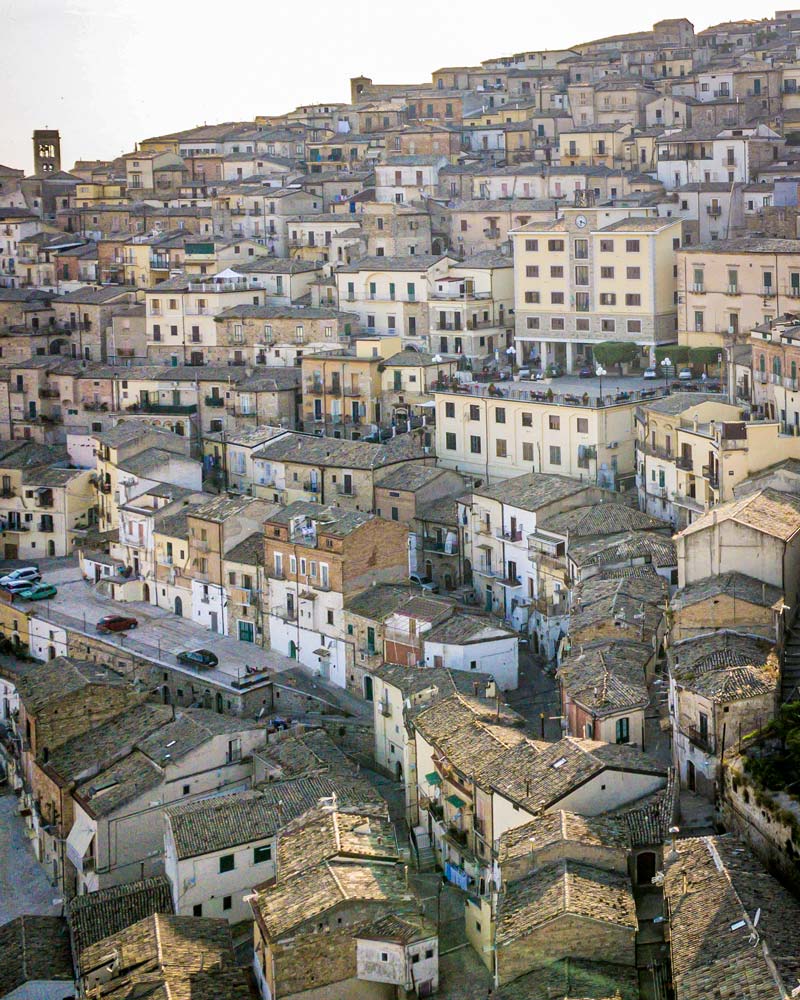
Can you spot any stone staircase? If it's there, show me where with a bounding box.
[782,624,800,702]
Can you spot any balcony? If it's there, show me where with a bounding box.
[302,480,320,494]
[38,520,53,533]
[38,388,60,399]
[685,725,715,755]
[446,824,468,847]
[273,605,296,620]
[706,205,722,217]
[676,455,693,471]
[205,396,224,407]
[126,402,198,415]
[336,484,355,496]
[761,287,776,298]
[701,464,719,488]
[725,285,739,295]
[0,488,16,499]
[379,700,391,717]
[99,482,112,494]
[305,379,324,394]
[422,538,458,554]
[326,382,343,396]
[498,528,523,543]
[343,385,362,397]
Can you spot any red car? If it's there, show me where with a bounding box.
[96,614,138,633]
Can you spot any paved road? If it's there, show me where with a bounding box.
[0,790,63,921]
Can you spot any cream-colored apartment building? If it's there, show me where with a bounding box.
[636,391,800,527]
[511,207,682,373]
[434,382,659,488]
[677,237,800,351]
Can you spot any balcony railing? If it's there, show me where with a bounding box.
[701,464,719,488]
[205,396,224,407]
[422,538,458,553]
[676,455,693,471]
[126,402,198,415]
[685,725,715,755]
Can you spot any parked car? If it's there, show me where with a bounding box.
[678,368,694,381]
[96,614,138,633]
[643,367,658,380]
[176,648,219,668]
[517,368,531,380]
[0,566,40,587]
[17,583,57,601]
[545,363,563,378]
[3,579,41,595]
[578,366,594,379]
[409,573,440,594]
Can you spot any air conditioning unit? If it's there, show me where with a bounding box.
[607,441,618,449]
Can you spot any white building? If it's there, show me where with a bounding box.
[164,790,277,925]
[423,613,519,691]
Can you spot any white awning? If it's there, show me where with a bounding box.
[66,816,94,869]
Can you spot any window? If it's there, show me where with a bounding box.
[525,239,538,251]
[522,412,532,427]
[599,292,616,305]
[469,404,480,420]
[470,435,481,454]
[574,265,589,285]
[526,317,540,329]
[522,442,534,461]
[601,267,616,281]
[627,320,642,333]
[625,294,641,306]
[219,854,235,873]
[550,265,564,278]
[547,239,564,251]
[549,445,561,465]
[445,432,457,450]
[601,319,616,332]
[524,291,540,303]
[223,896,232,911]
[549,415,560,430]
[615,717,630,744]
[577,417,588,433]
[626,266,641,279]
[227,737,241,763]
[625,239,640,252]
[525,265,539,277]
[694,311,704,332]
[445,401,455,418]
[551,318,565,330]
[600,239,613,252]
[575,292,590,312]
[574,238,588,258]
[496,439,507,457]
[495,407,506,424]
[551,292,565,304]
[193,904,203,917]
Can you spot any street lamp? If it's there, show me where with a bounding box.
[596,364,607,403]
[660,356,672,394]
[506,345,516,376]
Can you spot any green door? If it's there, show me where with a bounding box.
[238,621,254,643]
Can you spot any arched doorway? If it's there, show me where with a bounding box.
[47,646,56,660]
[174,595,183,616]
[47,540,55,557]
[162,685,171,705]
[215,692,223,714]
[395,761,403,782]
[686,760,696,792]
[363,676,373,701]
[289,640,298,659]
[142,583,150,602]
[636,851,657,885]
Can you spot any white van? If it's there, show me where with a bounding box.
[0,566,40,587]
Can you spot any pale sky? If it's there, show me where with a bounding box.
[1,0,777,174]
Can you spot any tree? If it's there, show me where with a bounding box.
[593,341,639,374]
[689,346,722,373]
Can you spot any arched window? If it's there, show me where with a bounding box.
[773,357,782,377]
[759,354,766,373]
[792,361,797,383]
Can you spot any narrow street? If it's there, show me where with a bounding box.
[0,790,62,923]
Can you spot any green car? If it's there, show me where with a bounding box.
[18,582,57,601]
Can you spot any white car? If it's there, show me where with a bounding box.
[678,368,694,381]
[0,566,40,587]
[643,367,658,380]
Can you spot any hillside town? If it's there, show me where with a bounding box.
[4,10,800,1000]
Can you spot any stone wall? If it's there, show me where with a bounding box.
[721,760,800,892]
